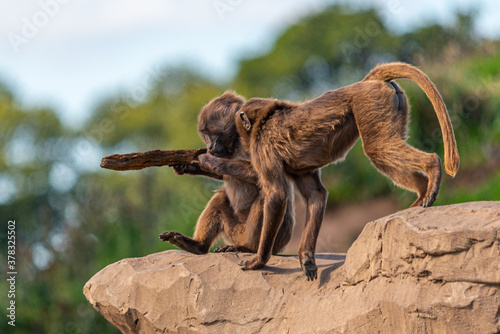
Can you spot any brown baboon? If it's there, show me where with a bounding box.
[232,62,459,280]
[159,92,295,255]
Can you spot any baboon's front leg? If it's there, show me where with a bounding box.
[198,154,258,183]
[240,173,289,271]
[293,171,328,281]
[171,160,223,180]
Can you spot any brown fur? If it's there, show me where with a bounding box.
[232,62,459,280]
[159,92,295,255]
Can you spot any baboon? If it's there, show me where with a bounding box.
[159,92,295,255]
[231,62,459,280]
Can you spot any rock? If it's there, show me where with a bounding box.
[84,201,500,333]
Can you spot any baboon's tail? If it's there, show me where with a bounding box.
[363,62,459,177]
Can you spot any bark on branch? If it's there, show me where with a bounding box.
[100,148,207,171]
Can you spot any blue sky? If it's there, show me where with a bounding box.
[1,0,499,129]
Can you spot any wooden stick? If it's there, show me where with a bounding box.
[100,148,207,171]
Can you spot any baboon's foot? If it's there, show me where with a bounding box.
[422,190,438,207]
[238,255,265,271]
[422,153,442,207]
[421,177,440,207]
[214,245,253,253]
[410,190,438,207]
[159,231,207,255]
[159,231,187,244]
[299,251,318,281]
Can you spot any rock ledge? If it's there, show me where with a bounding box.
[84,201,500,333]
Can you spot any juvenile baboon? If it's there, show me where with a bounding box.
[159,92,295,255]
[231,62,459,280]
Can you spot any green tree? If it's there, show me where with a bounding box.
[1,6,499,334]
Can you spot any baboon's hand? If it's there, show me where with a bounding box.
[171,161,200,175]
[300,252,318,281]
[198,153,221,171]
[237,255,266,271]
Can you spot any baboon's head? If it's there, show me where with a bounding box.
[198,91,245,158]
[236,97,289,150]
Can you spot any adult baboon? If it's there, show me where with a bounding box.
[232,62,459,280]
[159,92,295,255]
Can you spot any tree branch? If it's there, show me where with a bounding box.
[100,148,207,171]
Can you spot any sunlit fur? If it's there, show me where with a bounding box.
[231,62,459,280]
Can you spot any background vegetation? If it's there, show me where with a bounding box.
[1,6,499,333]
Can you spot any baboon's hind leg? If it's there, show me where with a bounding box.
[159,231,209,254]
[365,143,442,208]
[420,153,442,207]
[160,190,231,254]
[408,171,429,207]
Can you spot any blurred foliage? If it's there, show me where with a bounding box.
[1,5,500,333]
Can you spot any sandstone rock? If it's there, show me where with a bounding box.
[84,201,500,333]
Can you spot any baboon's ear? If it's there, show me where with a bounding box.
[239,111,252,131]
